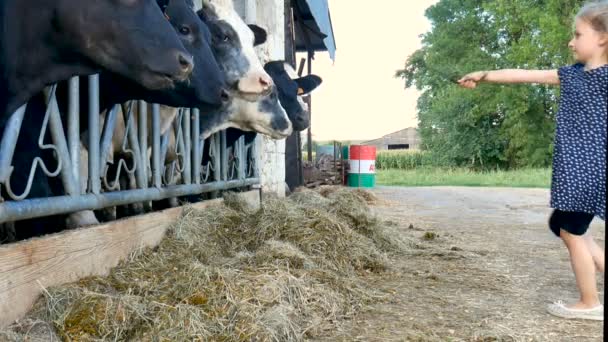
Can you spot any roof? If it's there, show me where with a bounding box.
[293,0,336,61]
[361,127,419,145]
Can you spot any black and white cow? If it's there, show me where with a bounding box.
[200,0,274,100]
[166,61,323,206]
[77,0,285,222]
[0,0,217,239]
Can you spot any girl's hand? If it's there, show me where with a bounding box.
[458,71,488,88]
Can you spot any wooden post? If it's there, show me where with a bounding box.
[306,52,313,163]
[284,0,304,190]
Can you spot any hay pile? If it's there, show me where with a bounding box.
[2,186,408,342]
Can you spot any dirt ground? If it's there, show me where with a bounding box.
[324,186,605,342]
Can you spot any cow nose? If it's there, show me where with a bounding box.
[220,89,231,103]
[259,75,273,89]
[177,52,194,75]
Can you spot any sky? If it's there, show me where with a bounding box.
[301,0,439,142]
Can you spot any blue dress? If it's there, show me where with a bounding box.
[551,63,607,220]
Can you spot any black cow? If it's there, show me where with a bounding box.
[263,61,323,132]
[0,0,222,240]
[0,0,192,124]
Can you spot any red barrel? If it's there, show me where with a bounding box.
[348,145,376,188]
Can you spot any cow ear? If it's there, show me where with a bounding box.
[295,75,323,95]
[248,24,267,46]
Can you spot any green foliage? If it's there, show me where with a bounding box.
[397,0,585,169]
[376,167,551,188]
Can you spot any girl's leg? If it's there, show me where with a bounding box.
[583,231,604,273]
[561,229,601,308]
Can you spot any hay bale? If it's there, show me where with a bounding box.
[5,189,402,341]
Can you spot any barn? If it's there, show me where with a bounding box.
[361,127,421,151]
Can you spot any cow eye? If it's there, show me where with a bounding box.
[179,26,191,35]
[223,35,230,42]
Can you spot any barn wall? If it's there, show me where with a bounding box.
[363,128,421,151]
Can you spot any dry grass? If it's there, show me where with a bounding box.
[1,187,404,342]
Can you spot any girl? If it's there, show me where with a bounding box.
[458,1,607,321]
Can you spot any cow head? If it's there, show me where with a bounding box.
[161,0,229,107]
[55,0,193,90]
[199,88,292,141]
[199,2,273,100]
[264,61,323,131]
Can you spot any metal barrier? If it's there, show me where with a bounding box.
[0,75,259,224]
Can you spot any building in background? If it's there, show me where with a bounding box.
[361,127,421,151]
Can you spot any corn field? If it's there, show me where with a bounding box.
[376,150,441,170]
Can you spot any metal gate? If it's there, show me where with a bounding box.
[0,75,259,224]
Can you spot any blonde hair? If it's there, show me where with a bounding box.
[576,1,608,34]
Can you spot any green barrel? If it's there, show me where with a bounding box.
[347,145,376,188]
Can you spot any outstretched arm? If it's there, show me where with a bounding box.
[458,69,560,88]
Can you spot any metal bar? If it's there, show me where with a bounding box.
[99,104,119,170]
[0,104,27,184]
[250,136,259,178]
[88,74,101,194]
[124,102,146,190]
[0,178,259,223]
[237,135,246,180]
[138,101,148,186]
[220,130,228,181]
[183,108,191,184]
[67,77,80,194]
[45,87,78,196]
[213,133,221,182]
[173,117,185,177]
[192,108,200,185]
[151,104,161,188]
[160,130,170,174]
[306,52,313,163]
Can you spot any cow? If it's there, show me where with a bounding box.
[200,0,274,100]
[161,60,323,207]
[77,0,282,222]
[0,0,192,125]
[0,0,210,240]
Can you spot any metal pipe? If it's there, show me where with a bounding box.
[68,77,80,194]
[213,133,221,182]
[152,104,161,188]
[99,104,118,170]
[160,130,170,173]
[138,101,148,185]
[88,74,101,194]
[123,102,146,190]
[237,135,246,179]
[220,131,228,181]
[45,87,78,196]
[0,104,27,184]
[192,109,200,184]
[0,178,259,223]
[182,108,191,185]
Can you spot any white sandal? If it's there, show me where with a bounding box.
[547,300,604,321]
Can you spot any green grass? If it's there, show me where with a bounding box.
[376,167,551,188]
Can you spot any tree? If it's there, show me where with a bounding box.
[397,0,584,168]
